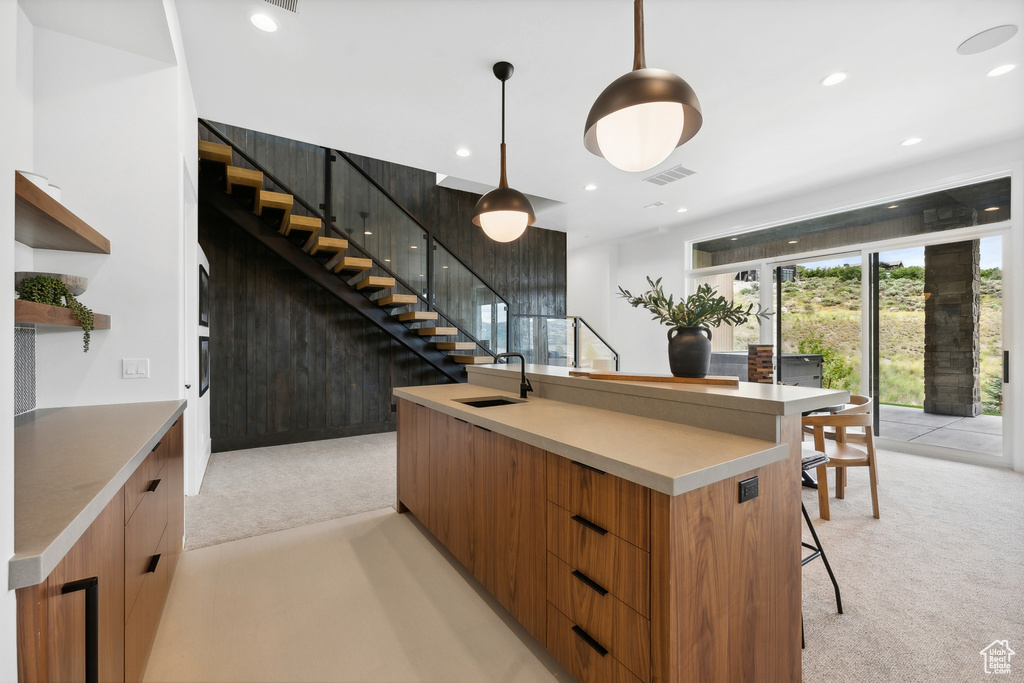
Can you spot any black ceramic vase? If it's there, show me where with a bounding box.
[667,326,712,378]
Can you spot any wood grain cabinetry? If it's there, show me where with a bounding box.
[396,399,801,682]
[16,416,184,683]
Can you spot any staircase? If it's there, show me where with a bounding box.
[198,139,495,381]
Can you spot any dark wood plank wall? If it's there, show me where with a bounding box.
[198,124,567,450]
[200,204,447,452]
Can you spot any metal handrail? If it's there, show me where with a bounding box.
[573,316,620,370]
[334,149,513,318]
[199,119,507,356]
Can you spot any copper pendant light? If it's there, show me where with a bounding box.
[585,0,702,172]
[473,61,536,243]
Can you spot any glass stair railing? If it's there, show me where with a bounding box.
[513,316,619,370]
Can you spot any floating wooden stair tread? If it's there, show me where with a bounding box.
[14,172,110,254]
[449,355,494,365]
[434,341,475,350]
[377,294,418,307]
[417,326,458,337]
[308,236,347,255]
[285,215,322,237]
[198,140,233,166]
[333,257,373,274]
[15,299,111,329]
[225,166,263,194]
[397,311,438,322]
[254,190,293,230]
[355,276,396,291]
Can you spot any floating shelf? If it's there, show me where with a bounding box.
[15,299,111,329]
[14,172,111,254]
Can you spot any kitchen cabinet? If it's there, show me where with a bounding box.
[395,395,801,682]
[16,416,184,683]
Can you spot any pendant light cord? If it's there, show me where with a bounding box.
[499,76,508,188]
[633,0,646,70]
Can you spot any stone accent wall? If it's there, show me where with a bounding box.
[923,240,981,416]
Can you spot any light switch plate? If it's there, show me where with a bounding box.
[122,358,150,379]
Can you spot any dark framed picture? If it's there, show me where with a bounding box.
[199,265,210,327]
[199,336,210,397]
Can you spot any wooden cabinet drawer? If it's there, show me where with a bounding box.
[125,525,171,683]
[546,602,644,683]
[547,553,650,682]
[125,438,167,524]
[547,501,649,617]
[124,459,168,621]
[547,452,650,551]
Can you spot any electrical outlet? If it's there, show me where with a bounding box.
[739,476,759,503]
[122,358,150,379]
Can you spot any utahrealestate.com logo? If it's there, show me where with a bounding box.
[980,640,1015,675]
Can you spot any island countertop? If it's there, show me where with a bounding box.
[11,399,186,590]
[394,383,789,497]
[467,363,849,416]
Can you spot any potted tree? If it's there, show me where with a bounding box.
[618,277,771,378]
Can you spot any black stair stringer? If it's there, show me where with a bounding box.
[199,177,466,383]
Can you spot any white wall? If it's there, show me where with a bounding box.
[31,28,182,408]
[568,137,1024,468]
[1,2,21,675]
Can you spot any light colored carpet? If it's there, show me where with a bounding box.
[184,433,1024,680]
[801,449,1024,682]
[185,432,396,550]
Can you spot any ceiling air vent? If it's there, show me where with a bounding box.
[643,165,696,186]
[264,0,300,13]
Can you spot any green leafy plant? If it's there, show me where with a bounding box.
[798,334,855,390]
[16,275,94,352]
[618,277,771,329]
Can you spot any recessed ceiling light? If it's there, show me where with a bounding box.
[820,72,847,86]
[987,64,1016,77]
[957,25,1018,55]
[456,148,471,157]
[584,184,597,191]
[364,230,372,235]
[901,137,922,146]
[788,240,798,244]
[888,204,899,209]
[730,237,738,241]
[676,207,688,213]
[250,13,278,32]
[984,206,1000,212]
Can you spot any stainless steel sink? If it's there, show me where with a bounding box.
[455,397,525,408]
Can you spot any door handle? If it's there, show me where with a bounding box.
[61,577,99,683]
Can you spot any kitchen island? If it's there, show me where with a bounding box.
[395,366,846,683]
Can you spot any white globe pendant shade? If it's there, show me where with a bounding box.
[584,0,702,172]
[478,210,530,243]
[595,100,685,172]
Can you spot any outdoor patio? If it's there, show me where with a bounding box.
[878,404,1003,455]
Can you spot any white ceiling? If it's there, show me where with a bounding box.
[24,0,1024,248]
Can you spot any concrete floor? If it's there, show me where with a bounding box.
[878,404,1002,455]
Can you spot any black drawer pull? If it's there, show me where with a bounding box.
[571,570,608,596]
[455,417,469,425]
[147,554,162,574]
[475,425,492,433]
[173,417,180,427]
[571,515,608,536]
[61,576,99,683]
[151,440,163,453]
[571,460,606,475]
[571,625,608,657]
[147,478,161,493]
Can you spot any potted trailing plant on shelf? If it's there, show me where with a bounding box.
[618,277,771,378]
[16,274,95,352]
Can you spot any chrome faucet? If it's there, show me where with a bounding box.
[494,352,533,399]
